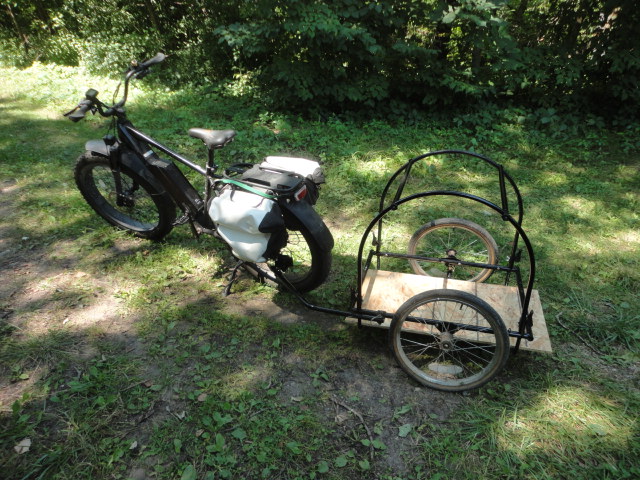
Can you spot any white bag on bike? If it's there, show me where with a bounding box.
[262,156,323,181]
[208,187,284,263]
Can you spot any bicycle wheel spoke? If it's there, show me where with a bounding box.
[390,290,509,391]
[400,336,439,356]
[408,219,499,282]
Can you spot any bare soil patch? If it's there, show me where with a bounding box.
[1,178,469,477]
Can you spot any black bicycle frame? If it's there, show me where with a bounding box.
[114,120,216,228]
[105,107,537,352]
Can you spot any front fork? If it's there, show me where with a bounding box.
[104,134,135,207]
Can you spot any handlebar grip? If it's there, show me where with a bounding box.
[65,99,92,122]
[139,52,166,69]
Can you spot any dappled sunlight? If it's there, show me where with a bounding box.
[559,196,600,221]
[219,364,275,401]
[496,385,636,463]
[7,269,123,334]
[538,170,569,188]
[1,62,639,479]
[614,230,640,251]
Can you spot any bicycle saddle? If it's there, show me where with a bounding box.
[188,128,236,150]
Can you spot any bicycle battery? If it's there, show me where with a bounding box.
[145,155,204,214]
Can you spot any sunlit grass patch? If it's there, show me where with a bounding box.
[497,386,636,456]
[418,382,640,480]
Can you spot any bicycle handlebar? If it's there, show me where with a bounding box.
[65,99,93,122]
[65,52,165,122]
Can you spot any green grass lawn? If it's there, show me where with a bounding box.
[1,63,639,480]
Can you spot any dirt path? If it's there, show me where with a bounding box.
[0,178,468,477]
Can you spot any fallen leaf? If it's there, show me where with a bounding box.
[398,423,413,438]
[197,393,208,402]
[335,412,349,424]
[14,438,31,454]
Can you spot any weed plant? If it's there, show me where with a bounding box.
[0,64,639,479]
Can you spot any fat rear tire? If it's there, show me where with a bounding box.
[243,224,331,293]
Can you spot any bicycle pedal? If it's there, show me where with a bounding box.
[172,213,191,226]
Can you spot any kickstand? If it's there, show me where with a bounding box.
[223,260,245,297]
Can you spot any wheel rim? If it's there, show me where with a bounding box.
[89,165,160,231]
[394,296,505,389]
[249,229,315,286]
[409,223,495,282]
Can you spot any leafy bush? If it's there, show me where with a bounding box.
[1,0,638,119]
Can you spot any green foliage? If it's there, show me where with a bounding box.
[0,0,237,82]
[213,0,640,118]
[215,0,408,111]
[1,1,638,118]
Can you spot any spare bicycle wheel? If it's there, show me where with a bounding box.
[408,218,498,282]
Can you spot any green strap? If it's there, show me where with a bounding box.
[217,178,276,199]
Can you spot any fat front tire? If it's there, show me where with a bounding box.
[74,153,176,240]
[244,226,331,293]
[408,218,499,283]
[389,289,510,392]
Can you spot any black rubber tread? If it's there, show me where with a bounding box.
[389,289,510,392]
[408,217,499,283]
[74,152,176,240]
[243,224,331,293]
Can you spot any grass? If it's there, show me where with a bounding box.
[1,62,639,479]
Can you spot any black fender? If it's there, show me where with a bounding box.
[280,200,334,252]
[85,139,111,157]
[84,139,165,192]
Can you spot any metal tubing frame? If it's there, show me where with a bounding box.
[355,190,536,340]
[376,150,525,277]
[357,151,536,345]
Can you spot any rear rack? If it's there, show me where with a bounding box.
[219,162,305,198]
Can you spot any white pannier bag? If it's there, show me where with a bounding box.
[208,187,284,263]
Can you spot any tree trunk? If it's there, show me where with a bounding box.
[5,4,30,54]
[143,0,162,32]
